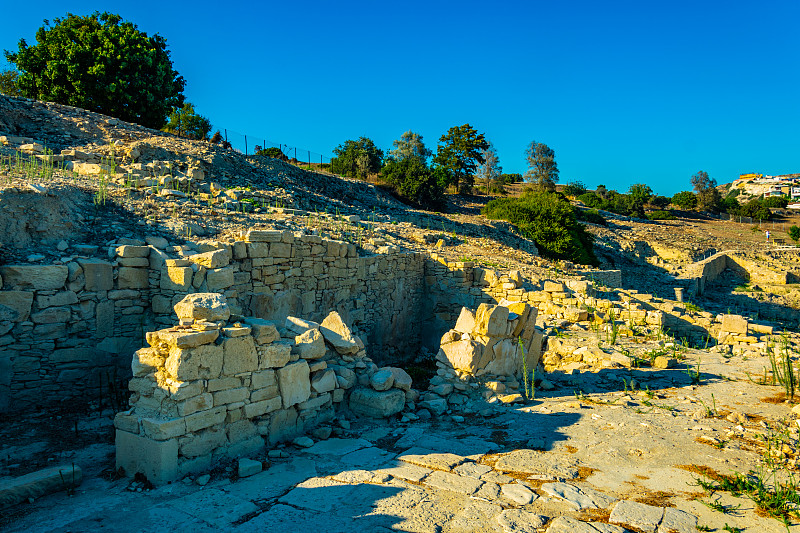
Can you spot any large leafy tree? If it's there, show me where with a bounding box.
[5,12,185,129]
[389,131,432,162]
[330,137,384,179]
[163,103,211,140]
[627,183,653,218]
[525,141,559,190]
[691,170,721,211]
[671,191,697,209]
[433,124,489,193]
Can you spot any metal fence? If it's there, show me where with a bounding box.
[212,126,332,166]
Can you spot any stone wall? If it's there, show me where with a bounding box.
[0,226,622,413]
[115,294,415,485]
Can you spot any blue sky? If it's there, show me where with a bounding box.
[2,1,798,196]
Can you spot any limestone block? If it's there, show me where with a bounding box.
[222,336,258,375]
[165,346,205,381]
[156,329,219,349]
[267,408,301,444]
[251,386,279,402]
[185,406,227,432]
[96,300,114,338]
[206,267,234,291]
[387,367,413,391]
[36,291,78,308]
[252,369,277,389]
[0,465,83,510]
[543,281,565,292]
[178,393,213,416]
[246,229,284,242]
[187,249,230,269]
[116,245,150,258]
[113,412,139,434]
[141,417,187,440]
[116,430,178,486]
[441,330,460,345]
[0,265,67,290]
[244,396,281,418]
[168,381,203,402]
[564,307,589,323]
[311,369,337,393]
[334,367,356,389]
[132,347,165,377]
[349,388,405,418]
[213,387,249,406]
[31,307,70,324]
[118,267,149,289]
[454,307,476,334]
[174,293,231,322]
[228,419,258,445]
[294,328,326,359]
[259,342,291,368]
[0,291,33,321]
[440,339,484,374]
[370,368,395,391]
[179,428,226,458]
[721,314,748,334]
[161,265,193,291]
[277,360,311,408]
[474,304,509,337]
[270,242,292,258]
[247,242,270,258]
[245,318,279,344]
[484,338,519,377]
[78,260,113,291]
[319,311,358,355]
[208,376,241,392]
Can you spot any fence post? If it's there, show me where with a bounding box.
[224,129,228,146]
[245,135,248,156]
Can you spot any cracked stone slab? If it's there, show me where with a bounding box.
[541,482,615,510]
[236,502,394,533]
[501,482,538,505]
[226,457,317,501]
[494,449,579,479]
[331,469,374,484]
[378,462,433,483]
[394,426,426,449]
[424,470,483,495]
[340,446,395,469]
[609,500,664,533]
[303,438,372,456]
[546,516,628,533]
[449,499,503,531]
[164,488,259,528]
[496,509,548,533]
[397,448,469,470]
[475,480,501,500]
[658,507,698,533]
[453,462,493,479]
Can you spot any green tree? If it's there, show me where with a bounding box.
[162,103,211,140]
[381,157,444,209]
[499,173,523,184]
[628,183,652,218]
[255,146,287,160]
[330,137,383,179]
[389,131,432,162]
[433,124,489,193]
[789,225,800,243]
[672,191,697,209]
[0,68,21,96]
[5,12,185,129]
[475,144,502,193]
[691,170,721,211]
[524,141,559,190]
[562,181,587,197]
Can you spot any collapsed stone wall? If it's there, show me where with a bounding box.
[115,294,415,485]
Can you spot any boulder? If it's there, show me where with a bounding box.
[349,388,405,418]
[319,311,358,355]
[174,293,231,322]
[370,369,395,391]
[294,328,326,359]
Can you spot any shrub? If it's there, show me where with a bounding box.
[577,192,603,208]
[483,191,598,265]
[576,208,607,226]
[381,157,445,209]
[256,146,287,160]
[790,225,800,243]
[737,198,773,221]
[763,196,789,209]
[647,210,676,220]
[562,181,587,198]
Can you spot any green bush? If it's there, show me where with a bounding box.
[256,146,287,160]
[737,198,773,221]
[763,196,789,209]
[576,208,607,226]
[789,225,800,243]
[647,210,676,220]
[562,181,587,198]
[577,192,603,208]
[483,191,598,265]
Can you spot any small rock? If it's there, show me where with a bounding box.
[56,240,69,251]
[238,458,262,478]
[370,368,395,391]
[195,474,211,486]
[502,482,537,505]
[311,426,333,440]
[293,436,315,448]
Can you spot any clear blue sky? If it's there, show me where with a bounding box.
[2,1,798,196]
